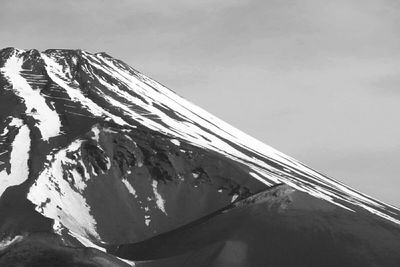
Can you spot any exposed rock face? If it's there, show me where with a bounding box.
[0,48,399,266]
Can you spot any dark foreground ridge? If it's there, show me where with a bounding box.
[0,47,399,266]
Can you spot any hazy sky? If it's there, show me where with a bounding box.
[1,0,400,207]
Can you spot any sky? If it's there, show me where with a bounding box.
[1,0,400,207]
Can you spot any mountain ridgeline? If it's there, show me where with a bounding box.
[0,48,399,266]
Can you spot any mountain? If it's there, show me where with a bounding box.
[0,47,399,266]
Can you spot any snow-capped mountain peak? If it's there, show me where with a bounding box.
[1,48,400,266]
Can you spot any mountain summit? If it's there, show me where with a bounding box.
[0,48,399,266]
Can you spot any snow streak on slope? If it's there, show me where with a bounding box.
[27,140,100,240]
[122,179,137,198]
[152,180,167,215]
[0,50,61,141]
[0,118,30,197]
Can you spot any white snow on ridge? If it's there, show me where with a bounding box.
[0,118,31,197]
[117,258,136,267]
[27,139,100,241]
[67,230,106,252]
[0,51,61,141]
[58,219,135,265]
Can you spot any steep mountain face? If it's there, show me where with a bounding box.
[0,47,400,266]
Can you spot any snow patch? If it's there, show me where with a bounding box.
[68,230,106,252]
[152,180,167,215]
[122,179,137,197]
[170,139,180,146]
[177,173,185,181]
[144,215,151,226]
[0,119,31,197]
[0,235,23,251]
[137,160,143,168]
[231,194,239,203]
[1,51,61,141]
[53,220,64,235]
[91,126,100,142]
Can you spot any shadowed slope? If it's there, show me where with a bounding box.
[114,185,400,267]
